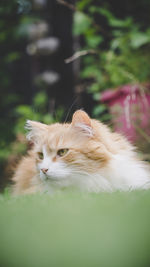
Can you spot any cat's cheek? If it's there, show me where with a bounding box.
[36,162,42,174]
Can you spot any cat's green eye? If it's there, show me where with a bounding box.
[37,152,44,160]
[57,148,69,157]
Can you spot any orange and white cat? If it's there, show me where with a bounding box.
[12,110,150,194]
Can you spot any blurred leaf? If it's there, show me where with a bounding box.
[0,32,7,42]
[73,12,91,35]
[86,35,103,48]
[93,104,107,116]
[33,91,48,109]
[81,66,101,81]
[93,93,101,101]
[5,52,20,63]
[130,31,150,48]
[54,106,64,122]
[88,83,100,93]
[110,39,120,50]
[99,8,132,28]
[42,114,54,125]
[15,105,33,118]
[77,0,92,10]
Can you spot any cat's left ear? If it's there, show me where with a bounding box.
[25,120,48,143]
[71,110,93,137]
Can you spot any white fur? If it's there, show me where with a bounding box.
[31,145,150,193]
[69,154,150,192]
[37,146,72,181]
[25,120,47,142]
[101,154,150,191]
[25,120,34,141]
[75,123,94,137]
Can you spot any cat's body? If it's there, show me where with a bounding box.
[12,110,150,194]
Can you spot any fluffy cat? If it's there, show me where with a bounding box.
[12,110,150,194]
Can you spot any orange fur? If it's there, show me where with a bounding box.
[12,110,150,194]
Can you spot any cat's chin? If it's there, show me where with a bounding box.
[40,173,68,182]
[39,173,74,191]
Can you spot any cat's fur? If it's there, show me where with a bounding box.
[12,110,150,194]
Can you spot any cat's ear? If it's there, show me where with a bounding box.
[25,120,48,143]
[71,110,93,137]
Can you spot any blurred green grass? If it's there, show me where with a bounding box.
[0,190,150,267]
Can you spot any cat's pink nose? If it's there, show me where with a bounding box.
[41,168,48,174]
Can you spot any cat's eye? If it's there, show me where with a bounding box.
[57,148,69,157]
[37,152,44,160]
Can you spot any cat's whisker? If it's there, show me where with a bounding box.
[64,97,79,123]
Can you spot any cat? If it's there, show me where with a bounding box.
[12,110,150,194]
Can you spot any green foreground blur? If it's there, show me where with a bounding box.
[0,190,150,267]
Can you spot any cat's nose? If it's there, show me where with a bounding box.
[41,168,48,174]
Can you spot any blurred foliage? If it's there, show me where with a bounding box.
[73,0,150,119]
[14,91,64,135]
[0,0,21,167]
[1,90,64,174]
[0,0,63,184]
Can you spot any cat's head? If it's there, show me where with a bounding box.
[26,110,111,188]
